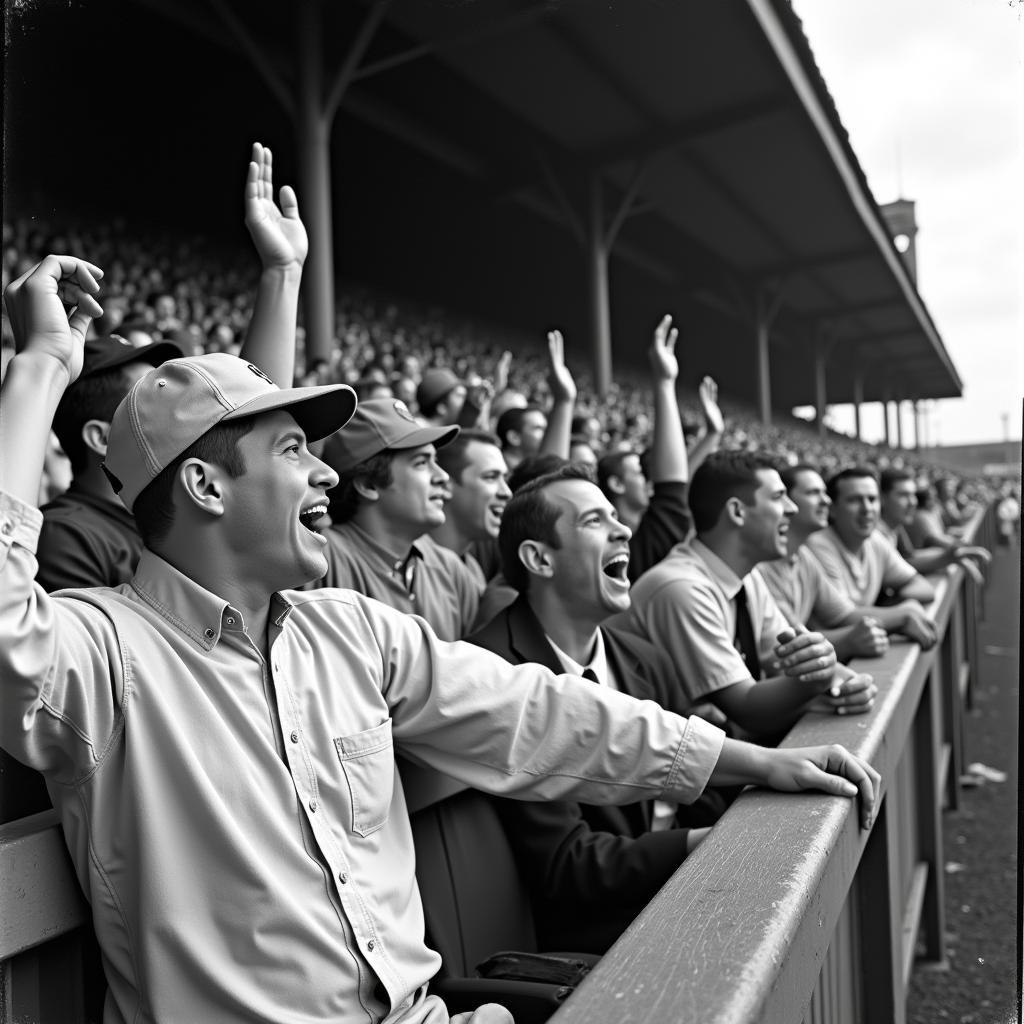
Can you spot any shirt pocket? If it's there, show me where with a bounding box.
[334,720,394,838]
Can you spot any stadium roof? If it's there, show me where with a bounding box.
[132,0,966,407]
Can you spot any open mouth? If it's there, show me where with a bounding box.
[299,503,328,533]
[602,553,630,583]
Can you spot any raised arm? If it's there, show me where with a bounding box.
[239,142,306,387]
[1,256,103,504]
[686,375,725,475]
[646,314,688,484]
[539,329,577,458]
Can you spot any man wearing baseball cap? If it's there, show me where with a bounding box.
[316,397,483,640]
[34,141,307,593]
[1,253,879,1024]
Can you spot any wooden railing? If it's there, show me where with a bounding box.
[0,505,995,1024]
[551,503,995,1024]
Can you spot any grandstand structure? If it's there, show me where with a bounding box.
[7,0,964,437]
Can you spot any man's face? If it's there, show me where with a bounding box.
[881,479,917,527]
[616,453,650,513]
[375,443,451,534]
[787,469,831,534]
[447,440,511,542]
[740,469,797,563]
[540,479,633,621]
[220,411,339,588]
[831,476,881,545]
[517,410,548,455]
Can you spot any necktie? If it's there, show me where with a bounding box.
[734,586,762,681]
[581,667,600,684]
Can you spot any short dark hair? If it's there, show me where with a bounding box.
[435,429,502,484]
[328,451,395,524]
[780,463,821,493]
[826,466,877,503]
[133,417,256,548]
[507,453,570,494]
[52,366,139,474]
[879,468,914,494]
[689,451,784,534]
[499,464,594,593]
[495,405,543,448]
[596,450,635,498]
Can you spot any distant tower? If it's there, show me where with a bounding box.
[879,198,918,284]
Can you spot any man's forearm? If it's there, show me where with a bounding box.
[649,379,688,483]
[0,352,69,506]
[240,265,302,387]
[714,673,829,738]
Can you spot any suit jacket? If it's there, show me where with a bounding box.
[467,595,724,954]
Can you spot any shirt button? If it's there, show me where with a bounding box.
[367,940,375,952]
[339,872,348,884]
[309,799,317,812]
[204,628,215,639]
[226,616,235,626]
[290,730,299,743]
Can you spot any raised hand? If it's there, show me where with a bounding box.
[546,329,577,405]
[4,255,104,383]
[493,349,513,397]
[699,375,725,435]
[648,313,679,382]
[244,142,308,271]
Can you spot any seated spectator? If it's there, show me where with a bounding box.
[618,452,876,739]
[468,465,725,953]
[759,465,936,658]
[432,428,511,588]
[807,468,936,608]
[879,469,989,585]
[318,399,481,640]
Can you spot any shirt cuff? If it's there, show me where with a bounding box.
[663,714,726,803]
[0,491,44,567]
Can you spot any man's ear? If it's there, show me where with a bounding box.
[352,476,382,504]
[178,459,226,518]
[81,419,112,458]
[518,540,553,579]
[507,429,522,449]
[724,496,746,527]
[606,474,626,496]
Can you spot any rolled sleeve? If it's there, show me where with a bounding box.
[663,714,726,804]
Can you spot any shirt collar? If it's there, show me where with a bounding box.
[690,538,745,600]
[334,520,423,573]
[545,628,608,684]
[131,548,293,650]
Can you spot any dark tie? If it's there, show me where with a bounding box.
[734,586,762,681]
[581,667,600,684]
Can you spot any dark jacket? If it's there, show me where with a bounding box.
[466,594,724,953]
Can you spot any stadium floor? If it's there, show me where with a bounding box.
[907,542,1020,1024]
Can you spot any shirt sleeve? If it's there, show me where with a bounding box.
[635,577,751,702]
[354,595,726,806]
[807,557,856,628]
[627,481,692,582]
[879,537,919,590]
[0,492,123,783]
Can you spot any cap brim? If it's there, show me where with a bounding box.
[85,340,183,376]
[391,423,460,453]
[226,383,358,442]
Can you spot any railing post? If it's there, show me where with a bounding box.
[857,798,905,1024]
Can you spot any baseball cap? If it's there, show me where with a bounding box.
[80,334,183,378]
[416,367,463,410]
[322,398,459,474]
[103,353,357,511]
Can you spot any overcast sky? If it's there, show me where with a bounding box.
[790,0,1023,447]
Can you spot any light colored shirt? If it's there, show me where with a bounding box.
[319,521,481,640]
[806,526,918,606]
[756,544,856,630]
[620,539,790,705]
[0,490,724,1024]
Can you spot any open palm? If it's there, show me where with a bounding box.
[244,142,308,269]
